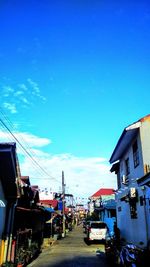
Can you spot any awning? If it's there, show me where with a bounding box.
[16,206,42,213]
[137,172,150,186]
[39,206,55,213]
[38,206,56,221]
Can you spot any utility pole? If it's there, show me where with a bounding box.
[62,170,66,237]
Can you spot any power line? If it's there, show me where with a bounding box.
[0,107,46,168]
[0,109,86,200]
[0,120,48,180]
[0,112,61,184]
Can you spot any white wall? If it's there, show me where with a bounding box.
[140,120,150,167]
[119,133,144,185]
[116,188,147,247]
[113,119,150,247]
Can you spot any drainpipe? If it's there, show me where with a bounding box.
[0,239,4,266]
[7,200,18,263]
[2,202,13,264]
[141,186,149,247]
[2,199,18,265]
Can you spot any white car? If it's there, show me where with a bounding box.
[87,221,108,242]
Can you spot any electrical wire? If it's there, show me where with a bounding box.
[0,109,61,184]
[0,120,51,181]
[0,108,89,203]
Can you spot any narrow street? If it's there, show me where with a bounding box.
[27,223,109,267]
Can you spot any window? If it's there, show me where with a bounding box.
[125,157,130,175]
[132,140,139,168]
[130,201,137,219]
[90,222,107,229]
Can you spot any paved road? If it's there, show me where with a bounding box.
[27,224,109,267]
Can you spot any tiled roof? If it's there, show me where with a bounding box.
[40,199,58,208]
[91,188,115,198]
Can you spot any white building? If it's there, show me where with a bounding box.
[110,114,150,248]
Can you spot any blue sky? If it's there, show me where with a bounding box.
[0,0,150,200]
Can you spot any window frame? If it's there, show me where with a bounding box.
[125,157,130,175]
[132,140,139,168]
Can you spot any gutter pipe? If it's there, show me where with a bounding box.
[7,200,17,262]
[2,203,13,264]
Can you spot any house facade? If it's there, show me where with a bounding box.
[88,188,115,213]
[110,114,150,248]
[0,142,20,266]
[0,142,48,267]
[88,188,116,232]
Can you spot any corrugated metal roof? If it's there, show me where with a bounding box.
[91,188,115,198]
[40,199,58,208]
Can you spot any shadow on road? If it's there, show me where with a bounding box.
[83,237,106,246]
[32,254,108,267]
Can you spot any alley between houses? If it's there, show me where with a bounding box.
[27,223,109,267]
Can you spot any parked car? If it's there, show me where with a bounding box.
[87,221,108,243]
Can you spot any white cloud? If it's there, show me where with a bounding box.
[27,78,46,102]
[20,97,30,104]
[0,129,116,199]
[18,84,28,91]
[0,130,51,148]
[14,90,24,96]
[1,80,46,114]
[20,152,116,198]
[18,132,51,147]
[3,86,14,97]
[3,102,17,113]
[27,78,40,94]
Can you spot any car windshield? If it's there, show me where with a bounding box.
[90,223,106,229]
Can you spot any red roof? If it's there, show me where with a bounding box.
[139,114,150,122]
[40,199,58,209]
[91,188,115,198]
